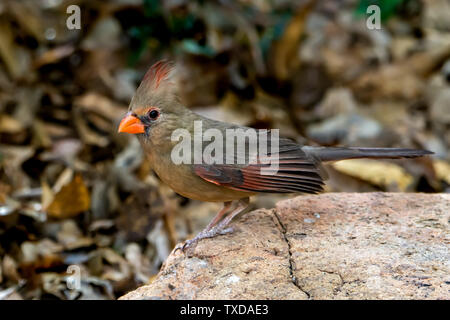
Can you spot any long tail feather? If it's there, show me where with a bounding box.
[302,147,433,162]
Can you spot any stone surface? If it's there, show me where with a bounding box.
[120,193,450,300]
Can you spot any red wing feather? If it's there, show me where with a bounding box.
[193,140,325,194]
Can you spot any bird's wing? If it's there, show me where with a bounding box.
[193,137,325,194]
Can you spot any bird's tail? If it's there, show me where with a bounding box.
[302,146,433,162]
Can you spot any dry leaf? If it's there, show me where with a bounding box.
[0,286,22,300]
[74,92,127,122]
[73,109,110,147]
[352,45,450,101]
[0,114,24,133]
[7,1,44,42]
[46,174,90,219]
[332,159,414,191]
[433,159,450,184]
[271,0,316,80]
[2,255,21,283]
[34,45,75,68]
[0,20,23,79]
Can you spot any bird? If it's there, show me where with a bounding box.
[118,60,433,251]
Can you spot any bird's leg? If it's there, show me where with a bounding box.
[211,197,249,233]
[174,201,234,253]
[203,201,234,232]
[175,198,249,253]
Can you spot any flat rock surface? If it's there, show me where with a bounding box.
[120,193,450,300]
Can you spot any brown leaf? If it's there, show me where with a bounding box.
[34,45,75,68]
[0,114,24,133]
[74,92,127,122]
[271,0,316,80]
[2,255,21,283]
[434,159,450,184]
[7,1,44,42]
[352,44,450,101]
[73,108,110,147]
[332,159,414,192]
[0,20,23,79]
[46,174,90,219]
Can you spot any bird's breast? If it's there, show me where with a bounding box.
[146,151,253,202]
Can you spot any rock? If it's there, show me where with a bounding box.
[120,193,450,300]
[423,0,450,31]
[430,88,450,125]
[306,113,382,145]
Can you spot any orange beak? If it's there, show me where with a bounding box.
[118,114,145,134]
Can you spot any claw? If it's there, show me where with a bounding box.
[173,198,248,255]
[173,237,200,254]
[173,244,183,254]
[174,242,189,253]
[173,226,236,254]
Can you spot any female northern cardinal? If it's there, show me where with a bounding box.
[118,60,432,251]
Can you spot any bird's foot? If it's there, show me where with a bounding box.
[174,226,235,253]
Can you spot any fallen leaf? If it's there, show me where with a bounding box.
[46,174,90,219]
[34,45,75,68]
[73,109,110,147]
[2,255,21,283]
[271,0,316,80]
[332,159,414,191]
[74,92,127,122]
[0,286,22,300]
[0,114,24,133]
[7,1,44,42]
[433,159,450,184]
[0,20,23,79]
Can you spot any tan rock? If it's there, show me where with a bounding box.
[120,193,450,300]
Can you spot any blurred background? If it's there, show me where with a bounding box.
[0,0,449,299]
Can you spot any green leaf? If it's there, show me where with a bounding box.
[180,39,215,57]
[355,0,406,21]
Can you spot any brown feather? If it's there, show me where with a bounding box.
[193,137,325,194]
[142,60,174,90]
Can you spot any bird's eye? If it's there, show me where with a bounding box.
[148,109,159,120]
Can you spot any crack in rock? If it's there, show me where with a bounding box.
[273,209,311,299]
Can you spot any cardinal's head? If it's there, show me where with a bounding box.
[118,60,188,149]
